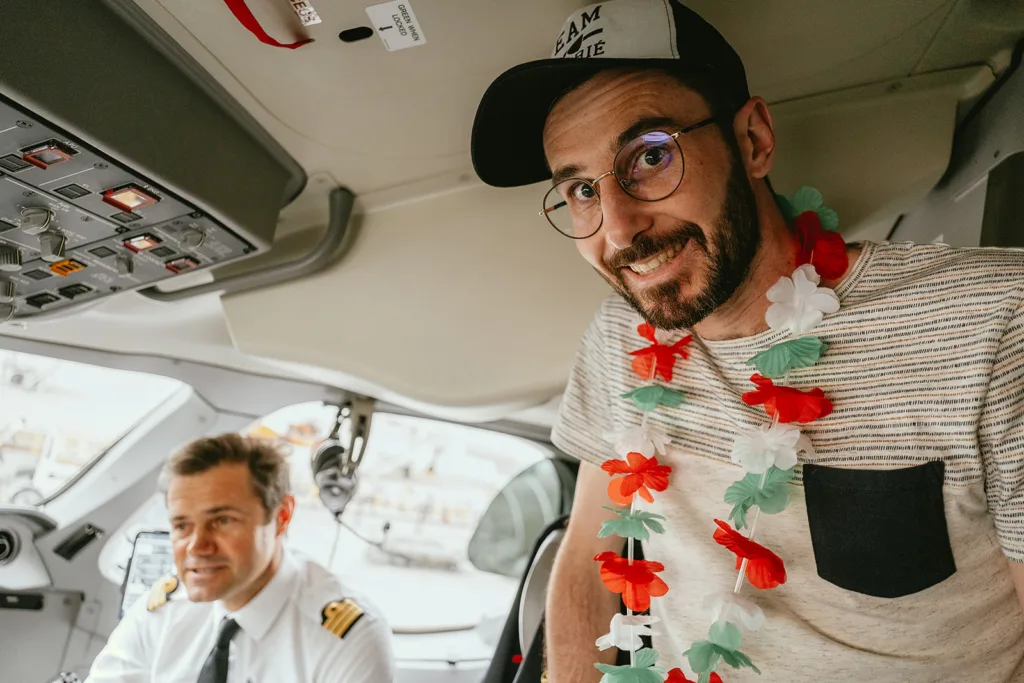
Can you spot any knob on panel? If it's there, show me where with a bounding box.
[39,232,66,263]
[0,278,13,303]
[20,207,53,236]
[180,227,206,249]
[0,246,22,272]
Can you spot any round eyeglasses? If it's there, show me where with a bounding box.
[540,116,718,239]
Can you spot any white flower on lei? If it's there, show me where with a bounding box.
[705,592,766,632]
[595,614,661,651]
[766,264,840,335]
[731,422,815,474]
[603,425,671,458]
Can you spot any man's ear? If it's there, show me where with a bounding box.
[274,494,296,537]
[732,96,775,180]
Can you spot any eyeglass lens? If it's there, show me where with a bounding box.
[542,131,684,239]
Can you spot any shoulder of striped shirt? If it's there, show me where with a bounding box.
[554,241,1024,450]
[592,241,1024,338]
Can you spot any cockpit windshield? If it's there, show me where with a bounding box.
[0,349,183,506]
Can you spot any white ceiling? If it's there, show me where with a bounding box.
[120,0,1023,199]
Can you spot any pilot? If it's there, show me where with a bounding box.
[84,434,395,683]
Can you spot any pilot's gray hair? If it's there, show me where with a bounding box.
[159,434,290,522]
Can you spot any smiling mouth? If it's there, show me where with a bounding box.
[188,567,225,576]
[627,241,685,275]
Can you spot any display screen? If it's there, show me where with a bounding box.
[120,531,174,618]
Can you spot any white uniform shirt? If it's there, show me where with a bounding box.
[85,551,394,683]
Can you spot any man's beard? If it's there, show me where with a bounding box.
[602,152,760,331]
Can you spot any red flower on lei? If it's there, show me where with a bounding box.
[601,452,672,505]
[742,374,833,423]
[630,323,693,382]
[713,519,787,590]
[594,551,670,612]
[666,669,723,683]
[794,211,848,280]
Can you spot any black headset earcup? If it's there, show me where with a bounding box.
[310,439,343,475]
[311,440,359,517]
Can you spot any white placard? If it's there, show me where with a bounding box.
[290,0,322,26]
[365,1,427,52]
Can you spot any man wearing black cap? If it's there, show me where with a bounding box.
[473,1,1024,682]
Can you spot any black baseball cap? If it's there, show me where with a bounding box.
[471,0,749,188]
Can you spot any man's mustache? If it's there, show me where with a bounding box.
[605,223,706,271]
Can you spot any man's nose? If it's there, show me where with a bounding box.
[187,526,215,555]
[598,179,651,251]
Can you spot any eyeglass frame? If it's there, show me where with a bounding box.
[539,114,722,239]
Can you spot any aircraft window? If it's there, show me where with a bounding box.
[0,350,183,506]
[106,402,552,661]
[262,404,551,634]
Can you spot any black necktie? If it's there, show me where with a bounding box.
[197,617,241,683]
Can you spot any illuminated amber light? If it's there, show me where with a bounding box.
[102,184,160,212]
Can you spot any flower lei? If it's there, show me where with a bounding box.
[592,187,849,683]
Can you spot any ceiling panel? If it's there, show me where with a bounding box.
[125,0,1019,200]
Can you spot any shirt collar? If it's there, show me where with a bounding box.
[214,549,299,643]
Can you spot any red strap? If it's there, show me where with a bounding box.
[223,0,313,49]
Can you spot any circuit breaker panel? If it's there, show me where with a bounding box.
[0,96,256,319]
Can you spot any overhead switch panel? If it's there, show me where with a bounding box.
[0,0,308,320]
[0,94,255,318]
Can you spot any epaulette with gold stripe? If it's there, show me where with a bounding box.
[320,598,364,638]
[147,575,178,612]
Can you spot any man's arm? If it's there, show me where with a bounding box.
[1008,563,1024,612]
[545,462,626,683]
[977,299,1024,611]
[317,614,395,683]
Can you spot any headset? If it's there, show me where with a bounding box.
[309,397,421,566]
[310,396,374,519]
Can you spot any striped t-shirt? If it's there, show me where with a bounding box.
[552,240,1024,681]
